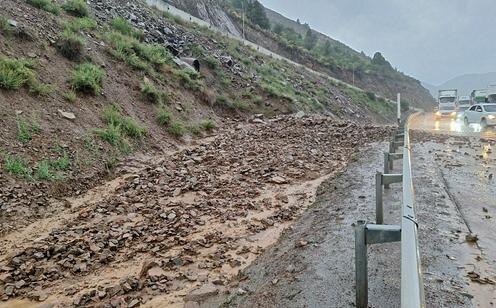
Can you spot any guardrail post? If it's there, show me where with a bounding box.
[355,220,368,308]
[375,172,383,224]
[383,152,390,189]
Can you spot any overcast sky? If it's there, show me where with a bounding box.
[259,0,496,85]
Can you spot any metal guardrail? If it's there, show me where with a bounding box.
[355,115,425,308]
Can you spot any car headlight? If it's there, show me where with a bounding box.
[488,115,496,120]
[435,111,441,115]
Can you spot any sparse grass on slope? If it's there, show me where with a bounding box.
[27,0,60,15]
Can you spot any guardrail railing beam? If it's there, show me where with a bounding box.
[356,115,425,308]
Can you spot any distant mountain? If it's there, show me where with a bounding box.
[427,72,496,97]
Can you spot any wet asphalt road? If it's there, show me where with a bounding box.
[409,112,496,141]
[411,112,496,307]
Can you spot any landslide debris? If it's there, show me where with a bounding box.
[0,115,391,306]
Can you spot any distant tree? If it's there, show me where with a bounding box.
[246,1,270,30]
[296,18,301,24]
[322,40,332,56]
[273,23,284,35]
[371,52,391,68]
[303,28,317,50]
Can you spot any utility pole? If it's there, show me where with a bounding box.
[397,93,401,124]
[352,67,355,87]
[241,0,246,39]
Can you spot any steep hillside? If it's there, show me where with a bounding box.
[164,0,434,109]
[427,72,496,97]
[0,0,394,233]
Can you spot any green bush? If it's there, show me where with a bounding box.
[156,106,172,126]
[365,91,376,101]
[4,154,32,178]
[168,120,186,137]
[62,0,89,17]
[0,16,11,35]
[111,17,134,36]
[63,90,77,102]
[105,31,170,71]
[70,63,104,94]
[27,0,60,15]
[203,55,220,70]
[0,58,35,90]
[200,119,216,131]
[58,29,86,60]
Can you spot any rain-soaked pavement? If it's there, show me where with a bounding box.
[411,112,496,307]
[203,113,495,307]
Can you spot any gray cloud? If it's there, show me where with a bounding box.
[259,0,496,85]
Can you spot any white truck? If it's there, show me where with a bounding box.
[487,85,496,104]
[457,95,471,116]
[436,89,458,118]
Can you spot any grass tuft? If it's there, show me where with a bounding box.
[4,154,32,179]
[156,106,172,126]
[28,81,53,96]
[0,58,35,90]
[63,90,77,102]
[168,120,186,137]
[70,63,104,94]
[95,123,121,145]
[35,160,56,180]
[62,0,89,17]
[65,17,97,32]
[110,17,140,38]
[200,119,216,131]
[140,81,164,104]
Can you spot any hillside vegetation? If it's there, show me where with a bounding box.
[166,0,434,109]
[0,0,395,219]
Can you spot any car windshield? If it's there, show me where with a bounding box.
[440,106,454,110]
[484,105,496,112]
[440,97,455,103]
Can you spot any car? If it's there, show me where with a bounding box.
[463,103,496,128]
[435,105,457,119]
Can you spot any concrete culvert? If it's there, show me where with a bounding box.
[181,58,200,72]
[221,56,234,67]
